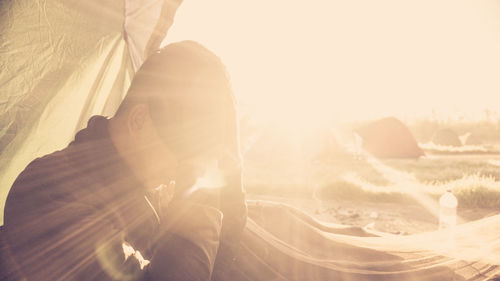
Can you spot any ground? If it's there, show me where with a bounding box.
[243,153,500,235]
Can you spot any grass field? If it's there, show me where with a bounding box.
[243,152,500,211]
[242,151,500,233]
[237,119,500,233]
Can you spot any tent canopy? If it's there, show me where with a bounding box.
[0,0,182,225]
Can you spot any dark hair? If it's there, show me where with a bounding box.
[116,41,237,159]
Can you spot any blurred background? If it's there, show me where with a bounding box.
[164,0,500,234]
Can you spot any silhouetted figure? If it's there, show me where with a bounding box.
[3,41,247,281]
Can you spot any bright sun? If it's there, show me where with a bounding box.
[164,0,500,127]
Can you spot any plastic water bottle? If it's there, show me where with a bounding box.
[439,189,457,248]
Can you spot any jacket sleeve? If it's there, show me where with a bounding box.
[219,92,248,249]
[4,162,147,281]
[218,166,247,257]
[149,201,223,281]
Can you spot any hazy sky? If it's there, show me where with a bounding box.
[165,0,500,123]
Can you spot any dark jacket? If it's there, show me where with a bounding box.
[3,116,247,281]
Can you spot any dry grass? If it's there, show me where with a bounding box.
[244,154,500,210]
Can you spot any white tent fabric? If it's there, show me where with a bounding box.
[0,0,182,225]
[125,0,181,70]
[235,200,500,280]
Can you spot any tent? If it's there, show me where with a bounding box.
[231,201,500,280]
[1,1,499,280]
[355,117,425,158]
[0,0,182,225]
[464,133,482,146]
[432,129,462,147]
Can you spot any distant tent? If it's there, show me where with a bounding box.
[0,0,182,225]
[355,117,424,158]
[432,129,462,147]
[464,133,482,146]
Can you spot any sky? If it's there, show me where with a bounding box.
[164,0,500,124]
